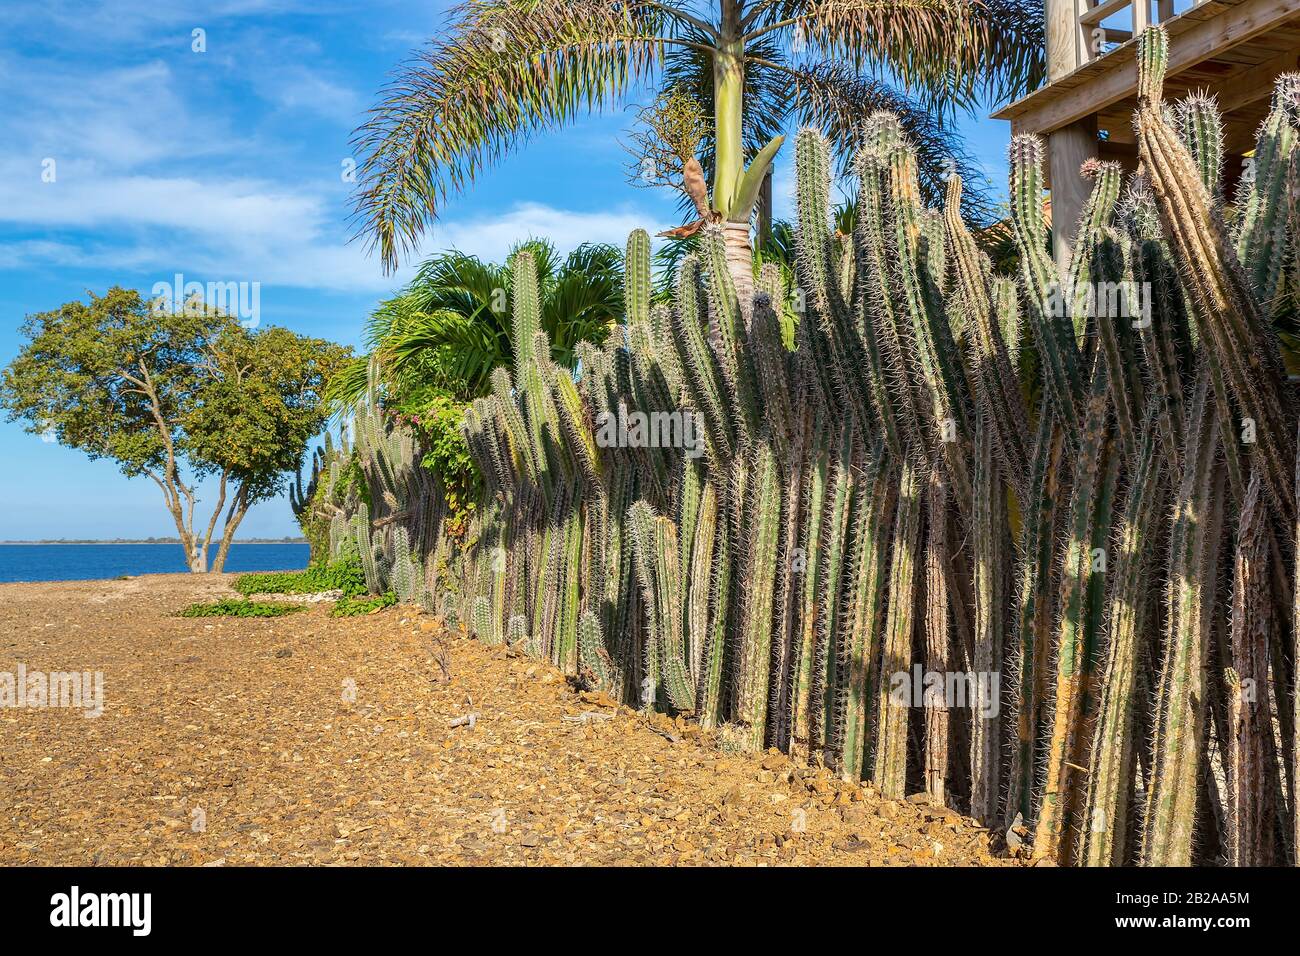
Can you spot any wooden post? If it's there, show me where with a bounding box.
[1134,0,1151,32]
[1049,119,1099,271]
[1045,0,1100,273]
[1048,0,1081,76]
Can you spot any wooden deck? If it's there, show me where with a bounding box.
[994,0,1300,158]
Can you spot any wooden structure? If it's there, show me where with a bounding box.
[994,0,1300,267]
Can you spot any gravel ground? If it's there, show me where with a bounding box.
[0,574,1014,866]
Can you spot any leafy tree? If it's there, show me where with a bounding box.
[1,287,352,572]
[351,0,1043,294]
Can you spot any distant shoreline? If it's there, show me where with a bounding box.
[0,539,307,546]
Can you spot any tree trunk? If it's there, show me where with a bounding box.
[722,220,755,322]
[713,0,753,317]
[209,487,250,573]
[163,511,205,572]
[712,1,744,218]
[187,538,208,573]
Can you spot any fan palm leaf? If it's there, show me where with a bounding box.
[332,241,625,410]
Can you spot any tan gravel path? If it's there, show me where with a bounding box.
[0,574,1012,866]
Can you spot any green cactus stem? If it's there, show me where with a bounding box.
[1142,375,1227,866]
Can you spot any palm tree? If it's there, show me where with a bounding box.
[330,239,624,409]
[351,0,1043,299]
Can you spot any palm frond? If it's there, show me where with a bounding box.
[385,309,510,399]
[407,251,510,323]
[351,0,670,272]
[787,63,996,223]
[745,0,980,108]
[352,238,625,405]
[968,0,1045,106]
[324,355,376,413]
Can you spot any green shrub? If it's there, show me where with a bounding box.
[330,592,397,617]
[234,556,367,598]
[179,598,304,618]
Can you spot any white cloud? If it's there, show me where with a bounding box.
[3,58,249,169]
[0,2,661,295]
[0,188,663,293]
[428,202,666,263]
[0,164,321,237]
[249,63,364,124]
[0,1,324,47]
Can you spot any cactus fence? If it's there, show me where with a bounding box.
[349,27,1300,867]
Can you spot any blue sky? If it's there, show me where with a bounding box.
[0,0,1015,540]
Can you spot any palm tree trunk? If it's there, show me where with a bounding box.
[713,0,744,214]
[714,0,753,314]
[722,221,755,318]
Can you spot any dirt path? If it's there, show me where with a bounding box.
[0,574,1011,866]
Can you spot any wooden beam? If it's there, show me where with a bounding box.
[993,0,1300,134]
[1078,0,1097,65]
[1102,121,1138,143]
[1205,44,1300,112]
[1225,118,1266,155]
[1099,139,1140,160]
[1081,0,1134,27]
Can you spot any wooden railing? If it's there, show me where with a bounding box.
[1077,0,1195,64]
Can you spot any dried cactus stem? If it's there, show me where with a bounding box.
[1225,470,1283,866]
[873,458,924,800]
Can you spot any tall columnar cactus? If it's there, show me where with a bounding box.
[1135,27,1295,520]
[838,443,892,782]
[346,393,447,603]
[577,610,613,694]
[922,469,950,804]
[735,439,783,750]
[1079,410,1165,867]
[433,47,1300,868]
[1034,359,1120,863]
[1176,93,1225,204]
[1234,75,1299,309]
[873,458,924,800]
[1009,134,1086,452]
[945,176,1030,498]
[1005,412,1065,830]
[628,500,695,713]
[1142,377,1226,867]
[969,402,1004,824]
